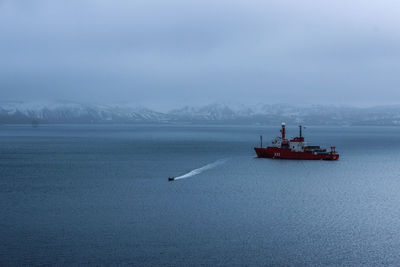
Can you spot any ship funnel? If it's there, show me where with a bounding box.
[280,123,286,139]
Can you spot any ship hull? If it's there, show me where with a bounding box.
[254,147,339,160]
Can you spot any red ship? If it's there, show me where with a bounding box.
[254,123,339,160]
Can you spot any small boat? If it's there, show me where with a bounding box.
[168,177,175,181]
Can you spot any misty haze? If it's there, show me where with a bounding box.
[1,0,400,266]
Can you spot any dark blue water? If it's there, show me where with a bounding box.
[1,124,400,265]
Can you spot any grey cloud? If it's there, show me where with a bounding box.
[1,0,400,108]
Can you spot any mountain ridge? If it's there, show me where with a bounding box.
[1,101,400,126]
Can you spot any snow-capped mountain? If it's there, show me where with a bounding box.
[168,103,342,124]
[168,103,400,125]
[168,103,237,121]
[1,101,400,125]
[0,102,169,124]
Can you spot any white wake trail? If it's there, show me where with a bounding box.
[174,159,227,180]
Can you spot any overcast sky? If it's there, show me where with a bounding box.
[1,0,399,110]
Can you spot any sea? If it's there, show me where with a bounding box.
[1,124,400,266]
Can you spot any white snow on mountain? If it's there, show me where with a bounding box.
[1,101,400,125]
[0,101,168,123]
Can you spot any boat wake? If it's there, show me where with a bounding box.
[173,159,227,180]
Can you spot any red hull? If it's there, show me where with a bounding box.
[254,147,339,160]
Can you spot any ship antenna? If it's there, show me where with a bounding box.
[299,125,302,138]
[260,135,263,148]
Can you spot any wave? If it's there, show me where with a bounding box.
[174,159,227,180]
